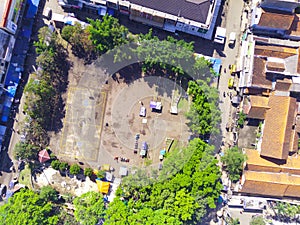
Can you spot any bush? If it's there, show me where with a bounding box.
[51,160,61,170]
[59,162,69,172]
[50,153,56,160]
[70,164,81,175]
[84,168,93,177]
[237,111,247,128]
[250,216,266,225]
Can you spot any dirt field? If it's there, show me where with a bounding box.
[50,53,191,175]
[102,75,191,168]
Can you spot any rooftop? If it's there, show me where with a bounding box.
[260,95,297,160]
[258,12,295,30]
[241,170,300,197]
[246,95,269,120]
[251,57,273,89]
[128,0,211,24]
[245,149,300,175]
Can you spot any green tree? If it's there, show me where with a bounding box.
[73,191,105,225]
[186,80,221,136]
[0,189,59,225]
[250,216,266,225]
[13,142,39,161]
[84,168,93,177]
[70,164,81,175]
[51,160,61,170]
[61,23,95,60]
[87,15,128,54]
[39,186,58,203]
[221,147,247,182]
[61,25,74,42]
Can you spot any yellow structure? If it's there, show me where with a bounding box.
[96,180,110,194]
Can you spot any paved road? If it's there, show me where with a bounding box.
[215,0,245,144]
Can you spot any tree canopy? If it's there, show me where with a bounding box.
[73,191,105,225]
[0,189,59,225]
[105,138,222,224]
[13,142,39,161]
[186,80,221,136]
[87,15,128,54]
[39,186,58,203]
[221,147,247,182]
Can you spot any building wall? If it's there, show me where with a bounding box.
[0,0,22,34]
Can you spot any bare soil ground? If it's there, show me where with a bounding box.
[50,48,191,175]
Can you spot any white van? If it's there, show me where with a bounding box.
[229,32,236,46]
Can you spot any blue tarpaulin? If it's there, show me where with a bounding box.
[209,58,222,75]
[98,7,107,16]
[0,125,6,136]
[26,0,41,19]
[3,96,13,107]
[1,106,10,122]
[6,84,18,98]
[108,9,115,16]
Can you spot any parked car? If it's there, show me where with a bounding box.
[139,106,146,117]
[228,78,234,89]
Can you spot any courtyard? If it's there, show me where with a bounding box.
[51,57,191,175]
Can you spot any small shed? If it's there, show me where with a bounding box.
[119,166,128,177]
[150,101,162,111]
[96,179,110,194]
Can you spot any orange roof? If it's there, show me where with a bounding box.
[260,95,297,160]
[245,149,300,175]
[252,57,272,89]
[288,14,300,36]
[247,96,269,119]
[254,45,297,59]
[258,12,295,30]
[241,170,300,197]
[266,61,285,72]
[275,79,292,92]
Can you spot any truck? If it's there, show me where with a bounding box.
[214,27,226,44]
